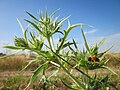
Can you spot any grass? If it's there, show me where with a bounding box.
[0,54,39,71]
[0,53,120,90]
[105,53,120,69]
[0,53,120,71]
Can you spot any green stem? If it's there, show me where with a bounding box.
[51,36,55,51]
[84,68,89,90]
[57,59,86,89]
[48,37,53,51]
[43,68,47,90]
[44,43,94,80]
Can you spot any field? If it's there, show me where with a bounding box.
[0,53,120,90]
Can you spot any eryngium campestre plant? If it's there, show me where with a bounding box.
[3,9,117,90]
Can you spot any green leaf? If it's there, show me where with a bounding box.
[102,66,117,75]
[69,46,74,52]
[81,28,90,53]
[48,69,59,79]
[22,59,37,71]
[68,19,71,27]
[27,62,48,88]
[66,23,87,40]
[55,16,70,31]
[39,20,47,27]
[98,46,113,58]
[50,61,60,67]
[17,18,28,41]
[0,51,22,59]
[92,44,98,55]
[3,46,24,50]
[30,32,35,42]
[98,38,106,48]
[56,31,64,35]
[24,29,28,41]
[32,62,48,80]
[57,24,86,53]
[101,75,108,83]
[25,11,39,21]
[103,46,113,53]
[53,16,59,26]
[73,39,78,50]
[24,19,43,34]
[14,36,28,47]
[50,8,60,18]
[61,80,78,90]
[62,42,74,49]
[46,8,49,21]
[93,73,97,80]
[17,18,24,33]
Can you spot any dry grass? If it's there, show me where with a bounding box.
[0,55,27,71]
[105,53,120,68]
[0,53,120,71]
[0,55,39,71]
[0,53,120,89]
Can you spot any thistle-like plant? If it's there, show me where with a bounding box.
[3,9,117,90]
[69,28,114,70]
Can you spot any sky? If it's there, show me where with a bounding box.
[0,0,120,53]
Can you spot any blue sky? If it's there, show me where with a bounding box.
[0,0,120,53]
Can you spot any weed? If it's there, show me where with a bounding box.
[3,9,118,90]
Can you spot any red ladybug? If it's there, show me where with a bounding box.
[88,56,99,62]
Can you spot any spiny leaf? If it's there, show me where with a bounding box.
[0,51,22,59]
[53,16,59,26]
[73,39,78,50]
[57,23,86,53]
[61,80,78,90]
[22,59,37,71]
[81,28,90,53]
[24,19,43,34]
[68,19,71,27]
[55,16,70,31]
[24,29,28,40]
[25,11,39,21]
[102,66,117,75]
[48,69,59,79]
[3,46,24,50]
[56,31,64,35]
[66,23,87,39]
[46,8,49,21]
[101,75,108,82]
[98,38,106,48]
[30,32,35,42]
[100,46,113,56]
[27,62,48,88]
[62,42,74,49]
[14,36,28,47]
[50,61,60,67]
[50,8,60,18]
[32,62,48,80]
[17,18,24,33]
[68,23,87,31]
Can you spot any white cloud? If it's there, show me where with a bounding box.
[104,33,120,53]
[108,33,120,38]
[84,29,97,35]
[73,32,120,53]
[87,33,120,53]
